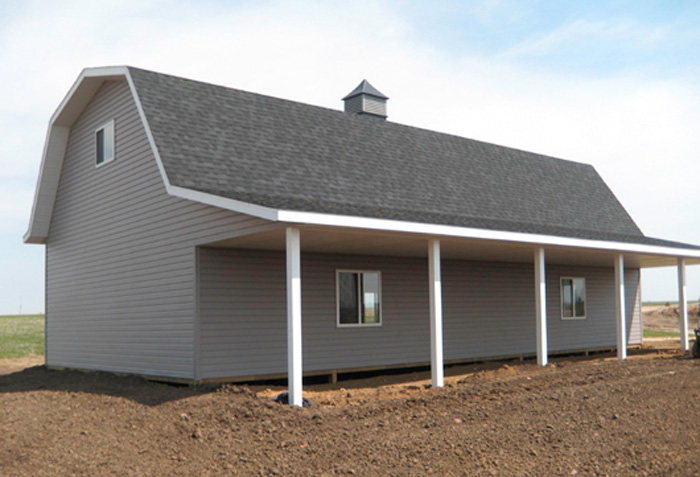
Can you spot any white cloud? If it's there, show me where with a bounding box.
[502,18,670,58]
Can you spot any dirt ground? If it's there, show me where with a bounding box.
[2,306,700,476]
[643,302,700,332]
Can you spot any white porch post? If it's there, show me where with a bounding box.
[614,254,627,361]
[678,258,690,352]
[428,239,444,388]
[534,248,548,366]
[286,227,303,406]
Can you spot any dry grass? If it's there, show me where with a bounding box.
[0,314,44,359]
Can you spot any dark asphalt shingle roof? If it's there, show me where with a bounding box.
[127,67,700,250]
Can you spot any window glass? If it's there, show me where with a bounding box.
[338,272,359,324]
[561,277,586,319]
[573,278,586,317]
[96,129,105,164]
[337,271,381,326]
[361,273,380,324]
[561,278,573,318]
[96,121,115,166]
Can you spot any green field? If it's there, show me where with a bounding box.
[643,329,681,338]
[0,315,45,359]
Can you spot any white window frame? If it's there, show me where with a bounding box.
[336,269,382,328]
[95,120,115,167]
[560,276,587,320]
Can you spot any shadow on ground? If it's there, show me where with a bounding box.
[0,365,213,406]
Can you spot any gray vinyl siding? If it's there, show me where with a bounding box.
[198,251,429,378]
[198,248,642,379]
[46,80,275,379]
[545,267,642,351]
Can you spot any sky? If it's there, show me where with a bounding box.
[1,0,699,314]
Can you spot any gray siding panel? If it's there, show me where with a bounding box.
[545,266,641,351]
[199,250,434,378]
[199,248,642,379]
[46,80,275,379]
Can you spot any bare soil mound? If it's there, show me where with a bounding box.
[2,348,700,475]
[643,302,700,332]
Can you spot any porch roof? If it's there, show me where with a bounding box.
[206,225,700,269]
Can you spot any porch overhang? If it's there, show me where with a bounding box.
[200,223,698,406]
[202,223,700,269]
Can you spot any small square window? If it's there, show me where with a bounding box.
[336,270,381,327]
[95,120,115,166]
[561,277,586,319]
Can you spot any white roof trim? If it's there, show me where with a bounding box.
[24,66,700,262]
[275,209,700,259]
[25,66,129,244]
[168,186,279,221]
[25,65,281,243]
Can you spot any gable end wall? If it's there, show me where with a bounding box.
[46,80,276,379]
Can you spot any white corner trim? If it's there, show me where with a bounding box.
[275,209,700,259]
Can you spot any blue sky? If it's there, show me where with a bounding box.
[1,0,699,314]
[404,0,700,80]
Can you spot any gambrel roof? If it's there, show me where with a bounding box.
[25,66,700,261]
[130,67,642,241]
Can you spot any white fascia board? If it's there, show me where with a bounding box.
[167,186,279,221]
[23,125,69,243]
[52,67,128,127]
[23,65,279,244]
[276,209,700,259]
